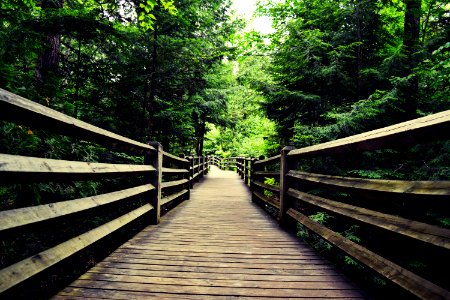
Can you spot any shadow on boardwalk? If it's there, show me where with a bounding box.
[54,166,367,299]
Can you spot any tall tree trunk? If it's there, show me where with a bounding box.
[74,36,81,117]
[36,0,63,101]
[400,0,421,120]
[355,1,363,100]
[147,25,158,138]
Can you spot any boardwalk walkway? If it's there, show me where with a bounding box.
[54,166,366,299]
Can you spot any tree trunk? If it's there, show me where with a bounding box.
[400,0,421,120]
[403,0,421,55]
[196,114,207,156]
[36,0,63,101]
[147,25,158,138]
[355,1,363,100]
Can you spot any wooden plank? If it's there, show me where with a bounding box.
[94,261,339,276]
[0,204,153,293]
[162,167,188,174]
[0,184,154,231]
[287,208,450,300]
[68,279,365,298]
[161,189,188,206]
[288,170,450,198]
[254,154,281,166]
[0,154,155,183]
[0,88,155,154]
[77,273,357,290]
[253,191,280,209]
[87,267,345,282]
[288,109,450,157]
[56,288,241,300]
[161,179,189,190]
[122,244,306,256]
[254,181,280,193]
[287,188,450,250]
[162,151,188,163]
[108,252,322,263]
[56,287,365,300]
[102,257,331,270]
[113,248,318,259]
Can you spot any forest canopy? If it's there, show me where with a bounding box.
[0,0,449,156]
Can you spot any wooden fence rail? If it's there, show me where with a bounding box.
[231,111,450,300]
[0,88,209,294]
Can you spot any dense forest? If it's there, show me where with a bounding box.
[1,0,450,298]
[1,0,449,157]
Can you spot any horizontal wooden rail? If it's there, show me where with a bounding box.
[0,88,155,154]
[162,151,188,163]
[161,179,189,190]
[161,189,189,206]
[0,89,208,295]
[0,154,154,183]
[287,188,450,250]
[0,204,152,293]
[288,170,450,198]
[253,191,280,209]
[254,154,281,166]
[0,184,154,231]
[254,181,280,193]
[288,110,450,158]
[162,167,189,174]
[228,110,450,299]
[287,209,450,300]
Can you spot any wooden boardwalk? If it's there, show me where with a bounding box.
[54,166,367,299]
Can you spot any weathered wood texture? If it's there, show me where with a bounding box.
[288,109,450,157]
[55,166,367,299]
[0,88,155,154]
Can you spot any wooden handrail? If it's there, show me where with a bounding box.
[0,88,155,154]
[0,89,209,294]
[288,109,450,158]
[228,111,450,299]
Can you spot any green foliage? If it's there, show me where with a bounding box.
[138,0,178,31]
[309,211,333,225]
[263,177,278,197]
[203,58,280,157]
[341,225,361,243]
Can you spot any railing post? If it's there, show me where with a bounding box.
[180,154,190,200]
[195,157,200,183]
[243,158,248,185]
[146,142,162,225]
[188,156,194,188]
[250,157,260,202]
[240,157,244,179]
[236,158,240,176]
[279,145,296,225]
[199,156,203,179]
[203,156,207,176]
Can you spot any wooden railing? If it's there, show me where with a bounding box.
[232,111,450,299]
[211,156,237,171]
[0,88,209,294]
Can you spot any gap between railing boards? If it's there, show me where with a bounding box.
[215,110,450,300]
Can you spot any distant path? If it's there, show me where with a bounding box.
[54,166,367,299]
